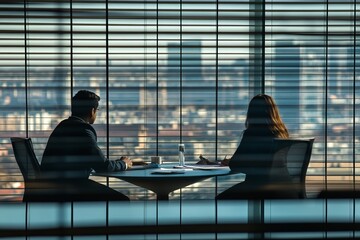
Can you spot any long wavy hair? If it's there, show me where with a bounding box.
[245,94,289,138]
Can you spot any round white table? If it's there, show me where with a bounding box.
[93,164,231,200]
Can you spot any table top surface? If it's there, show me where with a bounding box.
[92,164,240,200]
[92,164,231,179]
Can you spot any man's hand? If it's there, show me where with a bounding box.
[120,156,133,170]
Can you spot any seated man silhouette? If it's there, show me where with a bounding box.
[41,90,132,201]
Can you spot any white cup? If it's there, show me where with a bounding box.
[150,156,163,164]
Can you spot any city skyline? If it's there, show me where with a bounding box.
[1,39,358,164]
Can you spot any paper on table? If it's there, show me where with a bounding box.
[151,168,193,174]
[182,164,227,170]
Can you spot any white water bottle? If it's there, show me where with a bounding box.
[178,144,185,166]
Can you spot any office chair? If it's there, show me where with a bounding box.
[11,137,41,182]
[10,137,54,201]
[10,137,77,202]
[273,138,315,198]
[11,137,128,202]
[216,138,314,200]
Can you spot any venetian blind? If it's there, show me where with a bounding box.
[264,0,359,196]
[0,0,253,200]
[2,0,357,200]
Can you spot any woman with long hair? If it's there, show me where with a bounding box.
[217,94,296,199]
[245,94,289,138]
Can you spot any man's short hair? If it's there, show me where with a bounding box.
[71,90,100,117]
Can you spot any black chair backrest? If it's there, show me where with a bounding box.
[273,138,315,198]
[11,137,40,182]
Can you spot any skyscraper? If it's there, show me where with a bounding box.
[273,41,301,130]
[167,40,208,106]
[167,40,202,82]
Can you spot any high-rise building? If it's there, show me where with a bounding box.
[53,67,70,109]
[300,45,325,129]
[273,41,301,130]
[167,40,208,106]
[167,40,202,82]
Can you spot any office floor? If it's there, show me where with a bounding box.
[0,199,359,239]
